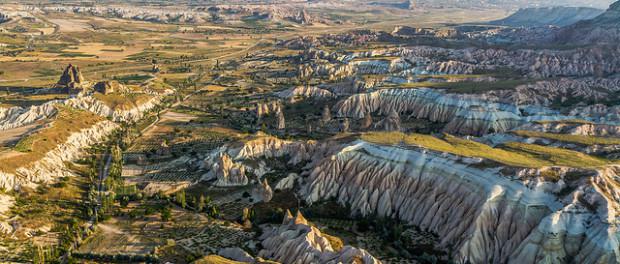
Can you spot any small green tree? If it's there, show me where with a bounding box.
[198,195,206,212]
[161,206,172,222]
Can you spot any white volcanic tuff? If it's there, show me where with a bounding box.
[65,95,162,122]
[570,104,620,122]
[486,78,620,106]
[374,110,402,132]
[337,88,522,135]
[256,101,282,119]
[0,121,119,191]
[347,46,620,78]
[349,58,412,75]
[299,141,620,263]
[202,136,329,186]
[423,60,476,75]
[299,62,354,81]
[0,103,58,131]
[208,152,248,187]
[259,211,381,264]
[518,122,620,137]
[0,94,161,131]
[275,86,336,102]
[444,105,523,135]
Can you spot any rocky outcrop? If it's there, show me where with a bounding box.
[217,247,255,263]
[207,153,248,187]
[299,140,620,263]
[256,101,282,120]
[93,80,128,95]
[337,88,522,136]
[299,62,354,81]
[202,135,331,185]
[276,86,335,103]
[486,78,620,107]
[553,1,620,45]
[374,110,401,132]
[0,103,57,131]
[519,121,620,137]
[65,94,161,122]
[0,120,118,191]
[259,211,381,264]
[490,7,603,27]
[444,106,522,135]
[56,64,86,89]
[0,92,161,131]
[252,179,273,203]
[276,111,286,130]
[275,173,299,191]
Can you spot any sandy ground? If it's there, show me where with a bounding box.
[0,123,40,148]
[48,18,92,32]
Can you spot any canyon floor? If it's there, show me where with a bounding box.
[1,1,620,264]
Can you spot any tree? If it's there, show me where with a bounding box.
[198,195,206,212]
[160,206,172,222]
[176,190,186,209]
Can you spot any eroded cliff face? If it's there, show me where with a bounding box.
[0,120,119,191]
[337,88,522,135]
[276,86,336,102]
[0,103,58,131]
[486,78,620,107]
[0,94,161,132]
[259,210,381,264]
[202,135,329,186]
[66,94,162,122]
[299,141,620,263]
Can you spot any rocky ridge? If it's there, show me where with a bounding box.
[0,120,118,191]
[299,140,620,263]
[259,210,381,264]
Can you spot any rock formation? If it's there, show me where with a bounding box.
[275,173,299,191]
[299,140,620,263]
[375,110,401,132]
[0,120,118,191]
[553,1,620,45]
[253,179,273,203]
[276,110,286,130]
[93,80,128,95]
[259,211,381,264]
[217,247,256,263]
[361,113,373,129]
[209,153,248,187]
[341,118,350,133]
[337,88,522,136]
[321,105,332,126]
[57,64,86,89]
[256,101,282,120]
[490,7,604,27]
[0,103,57,131]
[276,86,335,103]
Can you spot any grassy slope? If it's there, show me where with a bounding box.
[0,105,104,173]
[361,132,610,168]
[512,130,620,145]
[94,92,154,111]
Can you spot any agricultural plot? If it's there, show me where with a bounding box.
[175,225,254,256]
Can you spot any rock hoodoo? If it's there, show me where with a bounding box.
[259,210,381,264]
[57,64,86,89]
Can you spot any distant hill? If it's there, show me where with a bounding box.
[490,7,604,27]
[553,1,620,45]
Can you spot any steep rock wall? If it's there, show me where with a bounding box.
[0,121,118,191]
[299,141,619,263]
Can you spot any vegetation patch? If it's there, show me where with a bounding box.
[512,130,620,145]
[0,105,104,173]
[361,132,612,168]
[94,93,154,111]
